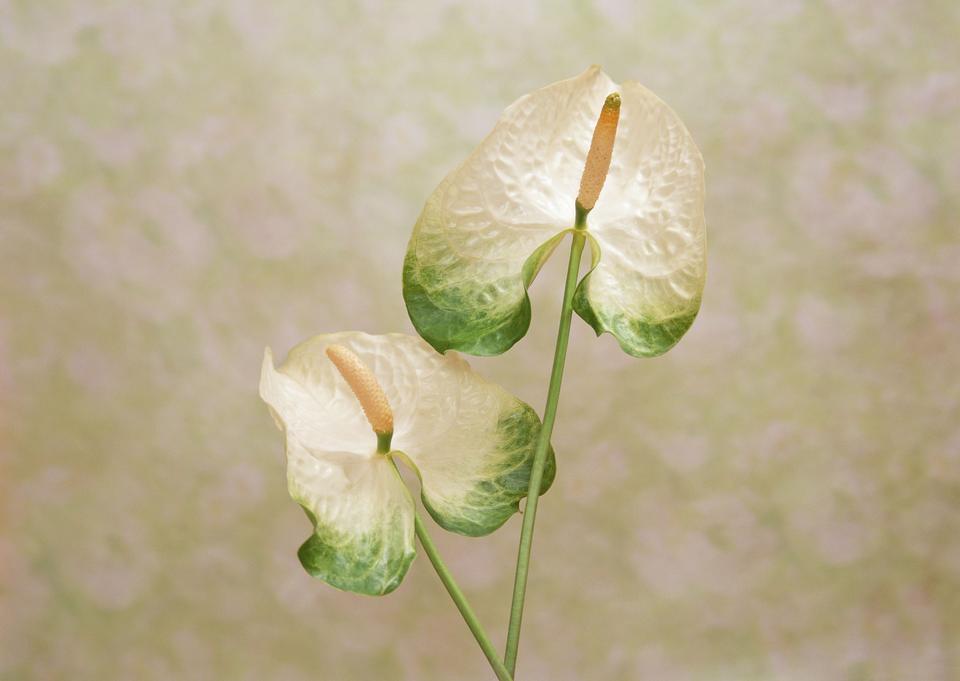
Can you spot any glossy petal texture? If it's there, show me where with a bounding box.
[259,333,554,592]
[403,66,706,357]
[573,80,706,357]
[260,345,414,595]
[289,442,415,595]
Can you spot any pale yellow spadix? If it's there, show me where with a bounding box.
[325,344,394,435]
[577,92,620,213]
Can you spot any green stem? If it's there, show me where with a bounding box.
[389,457,509,679]
[504,226,587,674]
[413,513,514,681]
[390,459,510,680]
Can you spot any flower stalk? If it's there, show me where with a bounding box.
[504,92,620,676]
[325,344,512,680]
[411,507,515,681]
[503,229,586,675]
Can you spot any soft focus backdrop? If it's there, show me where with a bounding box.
[3,1,959,679]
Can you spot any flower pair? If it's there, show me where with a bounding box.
[260,66,705,594]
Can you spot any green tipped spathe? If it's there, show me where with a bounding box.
[403,66,706,358]
[259,332,556,594]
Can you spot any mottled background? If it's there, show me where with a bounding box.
[2,1,959,679]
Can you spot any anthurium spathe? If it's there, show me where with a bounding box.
[403,66,706,358]
[259,331,555,595]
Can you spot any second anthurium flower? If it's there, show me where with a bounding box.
[259,332,555,596]
[403,66,706,358]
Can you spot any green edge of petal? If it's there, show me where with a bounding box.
[521,230,571,288]
[402,231,571,357]
[296,507,416,597]
[402,247,530,356]
[419,402,557,538]
[572,240,702,358]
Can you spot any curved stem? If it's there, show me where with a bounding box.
[504,227,587,675]
[413,513,514,681]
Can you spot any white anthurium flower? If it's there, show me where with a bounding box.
[259,332,554,596]
[403,66,706,357]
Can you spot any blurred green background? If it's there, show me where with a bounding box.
[2,1,959,679]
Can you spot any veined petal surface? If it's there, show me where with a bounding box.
[380,335,556,537]
[574,80,706,357]
[288,440,415,595]
[260,345,415,595]
[404,66,705,358]
[404,67,616,355]
[260,332,553,589]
